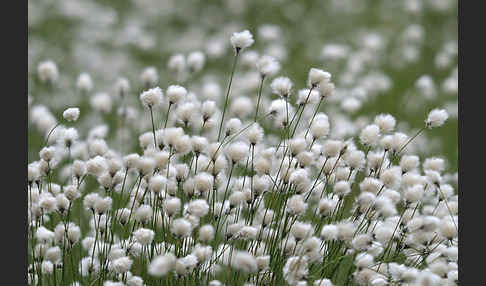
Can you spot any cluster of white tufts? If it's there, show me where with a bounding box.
[28,24,457,286]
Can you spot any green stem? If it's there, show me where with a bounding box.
[254,76,265,122]
[149,106,157,148]
[397,127,425,154]
[217,50,240,141]
[164,103,172,129]
[43,122,61,146]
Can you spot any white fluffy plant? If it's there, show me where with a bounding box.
[27,25,457,286]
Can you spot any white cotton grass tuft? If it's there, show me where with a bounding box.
[231,251,258,273]
[115,77,130,97]
[297,88,320,105]
[140,67,159,87]
[134,228,155,245]
[140,87,163,108]
[112,256,133,274]
[198,225,215,242]
[187,51,206,73]
[271,77,293,98]
[374,114,396,133]
[230,30,254,51]
[166,85,187,105]
[256,55,280,78]
[171,218,192,238]
[63,107,80,122]
[148,254,176,277]
[425,108,448,128]
[308,68,331,87]
[186,199,209,217]
[246,123,264,145]
[225,141,249,164]
[360,124,381,146]
[168,54,186,77]
[310,117,330,140]
[38,60,59,83]
[76,73,93,93]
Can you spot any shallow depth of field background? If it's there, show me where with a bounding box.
[28,0,457,173]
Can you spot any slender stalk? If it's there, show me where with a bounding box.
[43,122,61,146]
[304,96,324,138]
[436,185,458,231]
[375,149,387,178]
[164,103,172,129]
[217,49,240,141]
[397,127,425,154]
[215,162,235,233]
[291,86,314,136]
[149,106,157,149]
[254,75,266,122]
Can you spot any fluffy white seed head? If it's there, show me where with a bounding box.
[187,199,209,217]
[115,77,130,97]
[112,256,133,274]
[134,205,153,224]
[225,118,242,137]
[344,150,366,170]
[164,197,181,217]
[323,140,345,157]
[76,73,93,92]
[310,118,330,139]
[334,181,351,197]
[187,51,206,73]
[63,107,80,122]
[231,251,258,273]
[423,157,445,172]
[230,30,254,51]
[140,67,159,87]
[140,87,163,108]
[291,221,313,241]
[390,132,408,153]
[38,60,59,83]
[90,93,112,113]
[360,124,381,146]
[134,228,155,246]
[226,141,249,164]
[199,224,215,243]
[404,184,424,203]
[246,124,264,145]
[171,218,192,238]
[319,82,335,98]
[308,68,331,87]
[400,155,420,173]
[168,54,186,75]
[426,108,448,128]
[271,77,293,98]
[94,196,112,215]
[374,114,396,133]
[256,55,280,78]
[166,85,187,105]
[148,254,176,277]
[287,195,308,216]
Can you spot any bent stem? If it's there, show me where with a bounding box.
[397,127,425,155]
[43,122,61,146]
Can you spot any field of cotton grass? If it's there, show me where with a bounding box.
[27,0,458,285]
